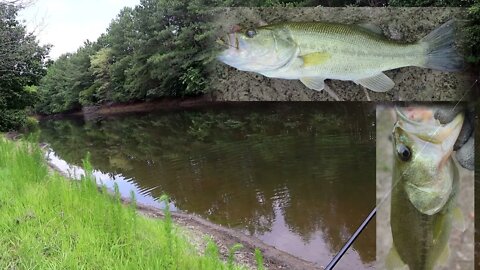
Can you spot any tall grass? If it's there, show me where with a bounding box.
[0,138,250,269]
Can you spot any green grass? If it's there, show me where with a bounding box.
[0,138,251,270]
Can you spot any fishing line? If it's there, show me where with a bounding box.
[325,79,477,270]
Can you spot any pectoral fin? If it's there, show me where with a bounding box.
[355,73,395,92]
[301,52,331,67]
[386,246,408,270]
[438,245,450,266]
[300,78,341,101]
[300,77,325,91]
[452,207,466,232]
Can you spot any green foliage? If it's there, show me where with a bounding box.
[22,116,39,132]
[181,67,207,96]
[0,3,50,130]
[464,1,480,64]
[227,244,244,269]
[254,248,265,270]
[0,138,249,269]
[37,0,218,114]
[36,44,96,114]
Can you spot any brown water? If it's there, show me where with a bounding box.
[39,102,376,269]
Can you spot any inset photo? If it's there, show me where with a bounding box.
[376,104,474,269]
[212,8,479,102]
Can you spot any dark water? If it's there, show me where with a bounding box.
[39,103,376,269]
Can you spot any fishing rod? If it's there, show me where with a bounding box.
[325,206,376,270]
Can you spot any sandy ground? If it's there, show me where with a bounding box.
[375,106,474,270]
[210,7,475,102]
[135,202,318,270]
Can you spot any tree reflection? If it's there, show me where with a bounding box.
[39,103,375,265]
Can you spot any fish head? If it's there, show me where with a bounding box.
[392,106,463,215]
[216,24,297,72]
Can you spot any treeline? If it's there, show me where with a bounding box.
[36,0,221,114]
[1,0,479,123]
[0,1,50,130]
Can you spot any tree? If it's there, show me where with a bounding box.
[36,43,96,114]
[0,2,50,130]
[36,0,219,114]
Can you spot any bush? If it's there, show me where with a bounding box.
[464,1,480,64]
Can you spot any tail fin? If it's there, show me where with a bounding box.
[420,20,463,72]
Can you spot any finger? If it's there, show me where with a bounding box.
[453,114,473,150]
[455,136,474,171]
[434,106,464,124]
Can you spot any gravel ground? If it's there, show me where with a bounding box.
[210,7,475,102]
[375,105,474,270]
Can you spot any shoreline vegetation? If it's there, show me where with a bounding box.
[34,96,216,120]
[0,137,256,269]
[0,136,317,270]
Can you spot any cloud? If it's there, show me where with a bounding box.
[19,0,140,59]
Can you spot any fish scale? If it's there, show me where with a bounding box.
[282,23,423,75]
[419,214,430,268]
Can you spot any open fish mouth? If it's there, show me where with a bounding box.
[216,33,239,50]
[217,25,242,50]
[395,106,464,145]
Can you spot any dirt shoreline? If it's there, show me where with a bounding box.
[34,95,217,120]
[43,148,319,270]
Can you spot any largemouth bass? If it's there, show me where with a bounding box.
[388,107,465,270]
[217,21,463,98]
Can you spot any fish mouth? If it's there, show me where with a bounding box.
[217,33,239,50]
[395,106,464,145]
[217,25,244,50]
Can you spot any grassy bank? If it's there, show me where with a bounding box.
[0,138,253,269]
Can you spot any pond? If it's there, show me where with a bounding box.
[39,102,376,269]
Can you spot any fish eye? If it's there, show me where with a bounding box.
[396,144,412,162]
[246,29,257,38]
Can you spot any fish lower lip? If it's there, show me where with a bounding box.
[216,38,225,46]
[225,33,238,50]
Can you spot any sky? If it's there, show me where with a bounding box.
[19,0,140,59]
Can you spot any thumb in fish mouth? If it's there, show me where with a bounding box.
[434,106,474,171]
[455,136,474,171]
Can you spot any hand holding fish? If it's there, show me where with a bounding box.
[434,106,474,171]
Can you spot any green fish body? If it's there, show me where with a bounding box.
[217,21,462,97]
[388,107,464,270]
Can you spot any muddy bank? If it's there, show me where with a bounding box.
[210,7,472,101]
[35,96,215,120]
[44,153,319,270]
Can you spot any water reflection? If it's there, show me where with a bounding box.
[39,103,375,269]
